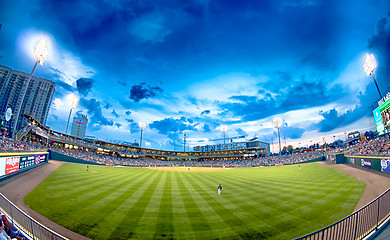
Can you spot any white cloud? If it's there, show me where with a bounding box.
[188,73,264,102]
[48,51,95,86]
[331,53,371,97]
[16,29,95,86]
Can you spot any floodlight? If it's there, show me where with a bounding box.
[34,38,49,66]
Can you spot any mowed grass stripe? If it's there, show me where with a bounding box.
[25,165,155,232]
[25,164,136,218]
[175,172,225,240]
[190,170,284,229]
[35,165,136,201]
[154,171,174,239]
[187,171,277,239]
[25,164,366,240]
[52,169,148,224]
[170,172,196,240]
[64,168,159,237]
[188,165,363,239]
[88,169,166,239]
[132,170,169,239]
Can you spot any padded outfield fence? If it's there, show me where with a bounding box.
[296,187,390,240]
[0,193,67,240]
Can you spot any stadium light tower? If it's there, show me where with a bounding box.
[139,122,146,148]
[273,117,283,155]
[66,94,78,135]
[12,38,49,138]
[364,53,382,99]
[220,126,227,150]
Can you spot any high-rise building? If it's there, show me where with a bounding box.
[0,65,55,137]
[71,114,88,138]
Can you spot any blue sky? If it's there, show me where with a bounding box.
[1,0,390,151]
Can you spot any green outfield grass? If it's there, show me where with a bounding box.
[24,163,365,240]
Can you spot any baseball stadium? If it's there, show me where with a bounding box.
[2,1,390,239]
[0,115,390,240]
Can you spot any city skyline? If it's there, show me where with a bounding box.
[1,0,390,151]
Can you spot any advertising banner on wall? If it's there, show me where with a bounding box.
[19,155,36,170]
[360,158,372,169]
[5,156,20,175]
[0,153,48,180]
[347,156,383,172]
[0,157,6,177]
[35,154,46,165]
[381,159,390,174]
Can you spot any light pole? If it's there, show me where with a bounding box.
[139,122,146,148]
[220,126,227,150]
[65,94,78,135]
[12,38,48,138]
[364,53,382,99]
[183,132,187,152]
[273,117,282,155]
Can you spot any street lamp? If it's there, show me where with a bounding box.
[139,122,146,148]
[65,94,78,135]
[220,126,227,150]
[12,38,48,138]
[364,53,382,99]
[273,117,282,155]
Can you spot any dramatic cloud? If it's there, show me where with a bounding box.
[368,15,390,89]
[76,78,94,96]
[203,124,211,132]
[222,76,344,122]
[280,125,305,139]
[316,107,367,133]
[235,128,248,136]
[2,0,389,150]
[149,117,197,136]
[115,122,121,128]
[79,98,113,127]
[111,110,119,118]
[129,83,163,102]
[125,118,139,133]
[201,110,210,115]
[104,103,111,109]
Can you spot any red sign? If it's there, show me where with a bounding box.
[75,121,85,125]
[5,156,19,175]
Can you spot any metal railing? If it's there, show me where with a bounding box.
[0,193,67,240]
[296,188,390,240]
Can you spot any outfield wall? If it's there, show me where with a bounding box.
[49,150,102,165]
[0,151,48,181]
[345,155,390,174]
[326,152,390,174]
[326,153,348,164]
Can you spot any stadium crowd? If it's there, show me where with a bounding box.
[48,145,325,167]
[0,137,45,153]
[345,135,390,156]
[4,133,390,168]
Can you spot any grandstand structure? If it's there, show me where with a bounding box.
[17,115,269,161]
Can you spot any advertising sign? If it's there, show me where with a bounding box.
[0,158,6,177]
[381,159,390,174]
[35,154,46,165]
[5,156,19,175]
[373,107,385,135]
[361,158,372,169]
[19,155,36,170]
